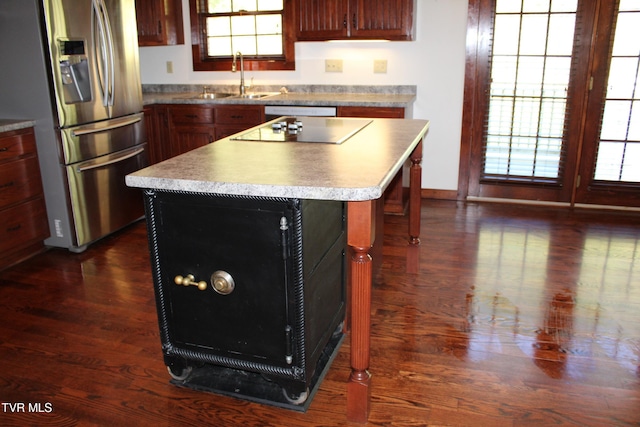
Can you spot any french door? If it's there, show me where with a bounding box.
[462,0,640,207]
[575,0,640,205]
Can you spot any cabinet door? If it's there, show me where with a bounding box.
[144,106,171,164]
[296,0,349,40]
[135,0,165,45]
[349,0,415,40]
[135,0,184,46]
[0,198,49,263]
[168,105,216,156]
[296,0,414,41]
[170,126,216,157]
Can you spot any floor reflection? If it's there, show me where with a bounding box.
[464,215,640,381]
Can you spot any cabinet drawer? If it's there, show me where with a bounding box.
[0,197,49,255]
[215,105,264,125]
[0,128,37,162]
[0,156,43,209]
[169,106,215,125]
[337,106,405,118]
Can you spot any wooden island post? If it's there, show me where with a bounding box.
[345,139,423,422]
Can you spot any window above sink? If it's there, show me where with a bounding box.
[189,0,296,72]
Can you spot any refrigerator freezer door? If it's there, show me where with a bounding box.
[43,0,142,127]
[60,113,146,164]
[66,144,148,250]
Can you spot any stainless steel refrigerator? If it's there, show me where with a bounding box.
[0,0,147,252]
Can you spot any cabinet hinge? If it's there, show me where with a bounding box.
[285,325,293,364]
[589,76,593,91]
[280,216,290,260]
[576,174,581,188]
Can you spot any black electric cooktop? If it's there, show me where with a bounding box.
[230,116,372,144]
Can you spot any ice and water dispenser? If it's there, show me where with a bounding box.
[58,39,91,104]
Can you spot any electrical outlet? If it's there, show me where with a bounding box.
[166,61,174,74]
[325,59,343,73]
[373,59,387,74]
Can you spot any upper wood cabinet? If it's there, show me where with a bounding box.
[136,0,184,46]
[296,0,415,41]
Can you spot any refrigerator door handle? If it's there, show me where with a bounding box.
[76,146,145,173]
[71,115,142,137]
[92,0,115,107]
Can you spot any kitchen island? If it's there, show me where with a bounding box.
[126,116,429,422]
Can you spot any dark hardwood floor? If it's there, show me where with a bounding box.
[1,200,639,426]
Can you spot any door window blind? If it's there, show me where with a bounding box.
[483,0,578,183]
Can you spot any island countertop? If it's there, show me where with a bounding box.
[126,117,429,201]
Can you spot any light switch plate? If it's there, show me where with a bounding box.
[325,59,343,73]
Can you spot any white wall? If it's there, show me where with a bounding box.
[139,0,469,192]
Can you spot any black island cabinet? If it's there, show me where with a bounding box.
[143,189,346,410]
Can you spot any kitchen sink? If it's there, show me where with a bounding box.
[174,92,234,100]
[232,92,279,100]
[192,92,235,99]
[174,92,278,100]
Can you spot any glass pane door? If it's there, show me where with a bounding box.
[593,4,640,183]
[575,1,640,206]
[483,0,577,183]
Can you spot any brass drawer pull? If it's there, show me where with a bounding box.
[174,274,207,291]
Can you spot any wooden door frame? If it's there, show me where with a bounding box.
[457,0,599,205]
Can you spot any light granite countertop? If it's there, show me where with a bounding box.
[0,119,36,133]
[126,117,430,201]
[142,84,416,108]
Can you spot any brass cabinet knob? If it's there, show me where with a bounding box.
[211,270,235,295]
[174,274,207,291]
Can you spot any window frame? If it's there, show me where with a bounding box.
[189,0,296,72]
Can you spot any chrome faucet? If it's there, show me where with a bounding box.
[231,51,245,95]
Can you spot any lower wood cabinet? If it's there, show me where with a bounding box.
[214,105,265,140]
[0,127,49,271]
[167,105,217,158]
[144,104,265,164]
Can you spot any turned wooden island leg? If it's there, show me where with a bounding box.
[345,139,423,422]
[407,140,423,273]
[346,200,375,423]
